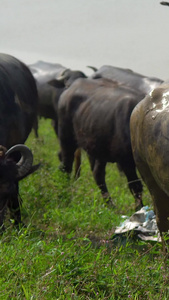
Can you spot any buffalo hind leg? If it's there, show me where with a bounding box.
[91,158,115,207]
[136,158,169,253]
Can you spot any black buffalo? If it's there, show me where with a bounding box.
[29,60,66,85]
[29,61,87,135]
[57,77,144,209]
[47,68,88,134]
[0,53,38,147]
[0,53,39,229]
[89,65,163,95]
[29,61,87,178]
[29,61,66,136]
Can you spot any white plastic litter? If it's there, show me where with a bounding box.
[114,206,161,242]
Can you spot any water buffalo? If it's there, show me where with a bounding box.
[57,77,144,209]
[47,68,88,132]
[0,53,38,147]
[130,82,169,241]
[29,61,87,134]
[29,60,66,85]
[29,61,87,178]
[89,65,163,95]
[0,144,38,230]
[0,53,39,229]
[29,62,87,136]
[28,61,66,136]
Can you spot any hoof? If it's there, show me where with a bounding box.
[135,201,143,212]
[58,164,65,172]
[105,198,116,208]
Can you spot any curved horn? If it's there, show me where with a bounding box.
[56,69,70,81]
[5,144,33,179]
[87,66,98,72]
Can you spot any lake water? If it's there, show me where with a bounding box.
[1,0,169,79]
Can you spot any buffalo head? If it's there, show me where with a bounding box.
[0,144,39,230]
[54,68,87,88]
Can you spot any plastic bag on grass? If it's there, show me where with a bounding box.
[114,206,161,242]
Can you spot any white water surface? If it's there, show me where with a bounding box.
[0,0,169,79]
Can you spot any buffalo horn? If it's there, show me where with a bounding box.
[87,66,98,72]
[56,69,70,81]
[5,144,33,178]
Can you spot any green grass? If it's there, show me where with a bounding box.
[0,118,169,299]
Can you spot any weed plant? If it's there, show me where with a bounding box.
[0,118,169,299]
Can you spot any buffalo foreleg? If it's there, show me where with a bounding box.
[59,144,81,179]
[0,206,7,231]
[8,183,22,227]
[74,148,81,179]
[59,141,77,175]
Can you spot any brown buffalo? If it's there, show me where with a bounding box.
[130,82,169,242]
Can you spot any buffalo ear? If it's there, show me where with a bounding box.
[48,79,65,88]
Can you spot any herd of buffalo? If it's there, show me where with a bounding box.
[0,52,169,246]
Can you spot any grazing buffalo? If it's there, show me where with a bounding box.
[89,65,163,95]
[130,82,169,240]
[0,53,39,229]
[29,60,66,85]
[29,61,87,135]
[48,68,88,132]
[29,61,66,136]
[57,77,144,209]
[0,144,38,230]
[29,61,87,178]
[29,61,67,124]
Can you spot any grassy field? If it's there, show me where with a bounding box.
[0,118,169,299]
